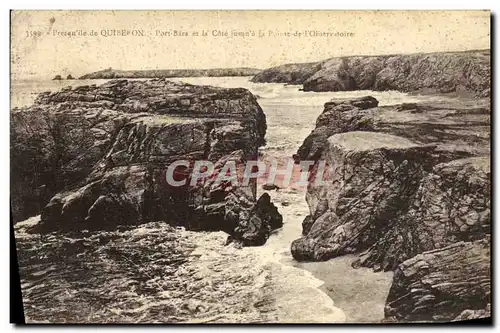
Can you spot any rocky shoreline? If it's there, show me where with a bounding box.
[252,50,490,97]
[79,68,261,80]
[291,95,490,322]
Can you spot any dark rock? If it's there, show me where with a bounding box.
[384,241,490,322]
[52,75,62,80]
[301,215,314,236]
[290,95,490,322]
[12,79,282,246]
[232,192,283,246]
[253,50,490,97]
[355,156,490,271]
[251,62,322,84]
[79,68,261,80]
[66,74,74,80]
[291,131,436,262]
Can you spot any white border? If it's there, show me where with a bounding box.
[2,1,498,332]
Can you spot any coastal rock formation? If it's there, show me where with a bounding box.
[296,96,490,164]
[11,79,282,245]
[292,95,490,321]
[293,96,490,266]
[251,62,322,85]
[384,241,490,322]
[79,67,261,80]
[252,50,490,97]
[291,131,435,261]
[355,156,490,271]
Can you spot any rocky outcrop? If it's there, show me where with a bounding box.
[252,50,490,97]
[11,79,282,245]
[292,96,490,321]
[384,241,490,322]
[295,96,490,164]
[291,131,436,261]
[293,96,490,266]
[79,67,261,80]
[251,62,322,85]
[355,156,490,271]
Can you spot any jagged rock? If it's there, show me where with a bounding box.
[253,50,490,97]
[231,192,283,246]
[453,304,491,321]
[262,184,280,191]
[355,156,490,271]
[12,79,282,245]
[291,131,435,261]
[292,96,490,265]
[251,62,322,84]
[296,96,490,164]
[289,95,490,322]
[384,241,490,322]
[79,67,261,79]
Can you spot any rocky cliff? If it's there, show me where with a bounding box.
[79,68,261,80]
[252,50,490,97]
[11,79,282,246]
[291,96,490,321]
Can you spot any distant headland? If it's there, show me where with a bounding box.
[78,67,261,79]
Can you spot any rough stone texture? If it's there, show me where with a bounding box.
[453,304,491,321]
[252,50,490,97]
[11,79,282,245]
[384,241,490,322]
[291,131,435,261]
[291,95,490,322]
[355,156,490,271]
[293,96,490,267]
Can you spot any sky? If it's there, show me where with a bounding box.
[11,10,490,79]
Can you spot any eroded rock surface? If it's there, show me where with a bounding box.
[252,50,490,97]
[292,95,490,322]
[291,131,435,261]
[384,241,490,322]
[11,79,281,245]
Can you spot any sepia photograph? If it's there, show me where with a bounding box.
[9,9,491,324]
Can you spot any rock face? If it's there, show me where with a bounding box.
[384,241,490,322]
[252,50,490,97]
[11,79,282,245]
[291,96,490,321]
[292,131,435,261]
[79,67,261,79]
[251,62,322,85]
